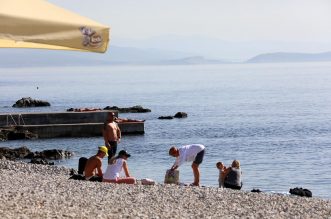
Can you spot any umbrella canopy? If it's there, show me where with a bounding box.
[0,0,110,53]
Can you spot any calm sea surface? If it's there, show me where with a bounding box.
[0,63,331,199]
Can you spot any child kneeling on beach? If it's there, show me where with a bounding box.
[102,150,136,184]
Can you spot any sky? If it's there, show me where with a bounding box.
[47,0,331,60]
[49,0,331,42]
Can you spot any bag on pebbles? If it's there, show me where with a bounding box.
[164,169,179,184]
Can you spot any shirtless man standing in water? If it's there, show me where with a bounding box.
[103,112,121,160]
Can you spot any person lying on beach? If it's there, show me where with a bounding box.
[217,160,242,190]
[84,146,108,182]
[103,150,136,184]
[169,144,205,186]
[67,107,102,112]
[114,117,145,123]
[75,108,102,112]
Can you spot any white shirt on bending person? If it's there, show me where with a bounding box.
[174,144,205,167]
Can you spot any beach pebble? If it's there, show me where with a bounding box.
[0,160,330,218]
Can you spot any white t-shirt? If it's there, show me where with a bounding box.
[103,158,124,180]
[174,144,205,167]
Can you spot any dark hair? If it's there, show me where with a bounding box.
[108,155,119,165]
[169,146,177,156]
[109,151,130,165]
[118,150,131,158]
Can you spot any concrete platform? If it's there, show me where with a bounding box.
[0,111,144,138]
[0,111,113,126]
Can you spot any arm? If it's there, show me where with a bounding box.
[117,124,121,142]
[171,164,178,170]
[171,156,181,170]
[103,125,110,147]
[96,159,103,177]
[123,160,131,177]
[221,167,231,184]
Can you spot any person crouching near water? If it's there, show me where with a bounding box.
[103,150,136,184]
[169,144,205,186]
[217,160,242,190]
[84,146,108,182]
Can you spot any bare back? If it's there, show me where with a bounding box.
[84,155,102,178]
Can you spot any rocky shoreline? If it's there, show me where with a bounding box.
[0,160,330,218]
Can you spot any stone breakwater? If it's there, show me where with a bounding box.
[0,160,330,219]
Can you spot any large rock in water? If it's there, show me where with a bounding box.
[158,112,188,120]
[158,116,174,120]
[12,97,51,108]
[0,127,38,141]
[104,105,151,113]
[33,149,74,160]
[0,146,73,160]
[174,112,188,118]
[0,146,32,160]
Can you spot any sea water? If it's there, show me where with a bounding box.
[0,63,331,199]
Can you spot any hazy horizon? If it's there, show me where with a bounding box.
[47,0,331,60]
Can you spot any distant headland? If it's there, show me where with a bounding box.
[1,47,331,67]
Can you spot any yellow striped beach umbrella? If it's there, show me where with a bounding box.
[0,0,110,53]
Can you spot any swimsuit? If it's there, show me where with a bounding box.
[108,140,118,159]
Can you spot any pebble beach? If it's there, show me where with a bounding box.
[0,160,330,218]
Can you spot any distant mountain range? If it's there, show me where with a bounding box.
[0,46,331,67]
[113,35,331,61]
[0,46,227,67]
[247,52,331,63]
[159,56,227,65]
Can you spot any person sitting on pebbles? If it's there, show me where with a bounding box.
[84,146,108,182]
[217,160,242,190]
[103,150,136,184]
[216,161,226,188]
[169,144,205,186]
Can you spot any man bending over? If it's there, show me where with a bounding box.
[169,144,205,186]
